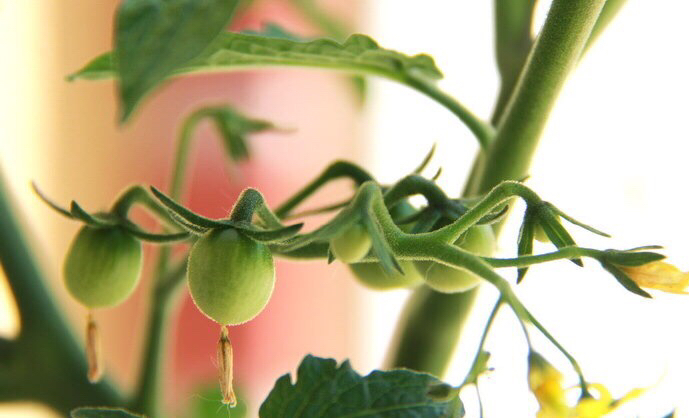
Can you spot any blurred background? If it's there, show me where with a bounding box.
[1,1,688,417]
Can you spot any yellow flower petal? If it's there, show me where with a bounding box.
[620,261,689,294]
[572,384,644,418]
[529,353,569,417]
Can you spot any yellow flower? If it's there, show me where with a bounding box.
[573,384,643,418]
[528,352,569,417]
[620,261,689,294]
[528,352,644,418]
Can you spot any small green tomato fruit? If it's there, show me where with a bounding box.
[64,226,142,308]
[187,228,275,325]
[349,261,423,290]
[417,225,495,293]
[330,224,372,263]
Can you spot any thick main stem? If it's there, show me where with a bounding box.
[475,0,607,193]
[387,0,607,377]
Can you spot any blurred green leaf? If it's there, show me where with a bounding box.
[71,407,142,418]
[203,106,278,162]
[259,355,464,417]
[112,0,240,121]
[69,32,442,104]
[241,23,303,41]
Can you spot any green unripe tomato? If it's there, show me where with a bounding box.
[417,225,495,293]
[64,226,143,308]
[330,224,372,263]
[349,260,423,290]
[187,228,275,325]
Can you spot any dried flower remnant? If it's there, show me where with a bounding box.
[86,313,102,383]
[217,326,237,407]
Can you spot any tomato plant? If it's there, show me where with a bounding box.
[0,1,685,417]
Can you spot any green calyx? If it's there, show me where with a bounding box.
[64,225,143,308]
[187,228,275,325]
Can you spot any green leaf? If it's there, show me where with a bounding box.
[187,384,248,418]
[113,0,240,121]
[72,32,442,85]
[259,355,464,417]
[66,53,114,82]
[71,407,143,418]
[69,32,448,128]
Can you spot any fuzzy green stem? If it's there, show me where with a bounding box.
[169,110,212,200]
[476,0,607,193]
[485,247,602,268]
[415,241,589,394]
[130,107,211,416]
[459,298,502,388]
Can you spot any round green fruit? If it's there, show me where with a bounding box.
[349,261,423,290]
[64,226,143,308]
[330,224,372,263]
[417,225,495,293]
[187,228,275,325]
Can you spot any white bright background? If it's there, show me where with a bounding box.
[362,1,689,417]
